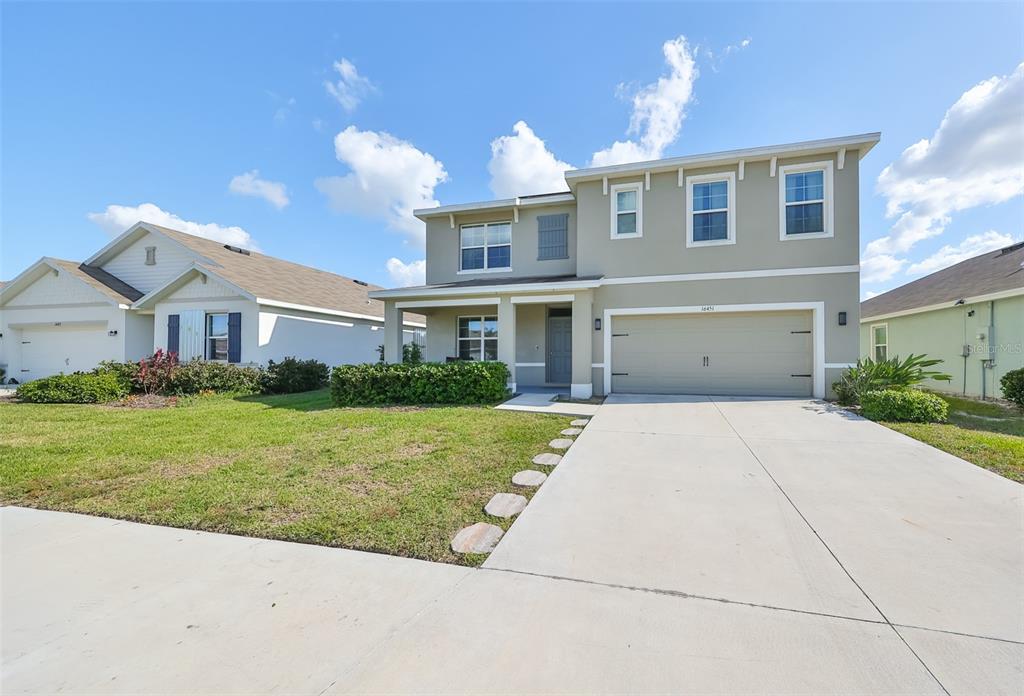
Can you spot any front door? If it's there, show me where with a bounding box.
[546,310,572,384]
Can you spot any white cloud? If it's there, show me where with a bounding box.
[386,257,426,287]
[860,254,907,283]
[324,58,377,112]
[906,231,1016,276]
[704,37,752,72]
[315,126,448,241]
[87,203,257,249]
[591,35,699,167]
[228,170,289,210]
[862,290,881,300]
[488,121,573,197]
[866,63,1024,262]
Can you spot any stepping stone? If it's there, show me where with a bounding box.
[451,523,503,554]
[532,453,562,467]
[570,419,590,427]
[561,427,583,436]
[512,470,547,487]
[549,438,574,450]
[485,493,528,518]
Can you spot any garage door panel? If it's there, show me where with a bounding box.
[19,326,118,381]
[610,311,813,397]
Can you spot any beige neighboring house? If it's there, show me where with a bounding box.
[860,242,1024,400]
[0,222,424,382]
[371,133,880,399]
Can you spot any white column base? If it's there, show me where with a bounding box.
[570,383,593,400]
[508,382,517,393]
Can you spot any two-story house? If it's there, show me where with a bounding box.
[0,221,424,381]
[370,133,879,400]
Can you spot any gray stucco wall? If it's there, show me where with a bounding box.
[575,152,861,279]
[424,203,576,285]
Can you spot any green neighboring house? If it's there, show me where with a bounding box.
[860,242,1024,400]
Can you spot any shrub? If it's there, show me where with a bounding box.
[168,360,262,395]
[331,361,510,406]
[16,372,129,404]
[402,342,423,364]
[832,354,953,405]
[94,360,140,393]
[260,357,329,394]
[138,350,178,395]
[1002,368,1024,409]
[860,389,948,423]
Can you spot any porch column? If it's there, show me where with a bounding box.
[383,300,404,363]
[571,289,593,399]
[497,296,516,392]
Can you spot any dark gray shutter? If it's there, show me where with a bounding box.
[167,314,180,356]
[227,312,242,363]
[537,214,569,260]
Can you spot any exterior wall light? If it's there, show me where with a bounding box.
[838,311,847,326]
[594,318,602,331]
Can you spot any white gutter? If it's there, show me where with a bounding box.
[413,192,575,220]
[256,298,427,328]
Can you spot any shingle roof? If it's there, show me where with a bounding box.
[48,258,144,304]
[146,224,424,323]
[861,242,1024,319]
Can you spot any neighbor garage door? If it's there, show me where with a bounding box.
[610,311,813,396]
[18,323,116,382]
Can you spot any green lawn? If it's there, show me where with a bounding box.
[883,393,1024,483]
[0,390,569,564]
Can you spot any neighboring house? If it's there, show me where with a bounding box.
[860,242,1024,400]
[0,222,424,382]
[370,133,879,399]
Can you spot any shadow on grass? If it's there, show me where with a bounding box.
[234,389,507,413]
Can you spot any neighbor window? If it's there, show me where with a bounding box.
[610,183,642,238]
[780,161,833,239]
[686,172,736,247]
[872,324,888,362]
[206,313,229,361]
[457,316,498,361]
[460,222,511,272]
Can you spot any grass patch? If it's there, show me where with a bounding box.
[882,393,1024,483]
[0,389,569,565]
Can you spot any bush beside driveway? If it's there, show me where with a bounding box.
[0,389,566,565]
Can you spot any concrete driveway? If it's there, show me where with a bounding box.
[4,395,1022,694]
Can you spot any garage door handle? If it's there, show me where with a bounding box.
[612,333,629,337]
[790,330,811,334]
[611,372,629,376]
[790,374,812,378]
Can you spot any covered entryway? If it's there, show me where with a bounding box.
[16,322,117,381]
[609,310,813,396]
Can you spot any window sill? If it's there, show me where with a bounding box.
[780,231,834,241]
[537,256,570,261]
[457,267,514,275]
[686,238,736,248]
[610,232,643,240]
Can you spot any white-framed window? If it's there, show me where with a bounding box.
[871,323,888,362]
[779,161,834,240]
[206,313,229,361]
[610,182,642,239]
[686,171,736,247]
[460,222,512,273]
[457,315,498,361]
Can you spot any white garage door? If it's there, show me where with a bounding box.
[18,324,117,382]
[610,311,813,397]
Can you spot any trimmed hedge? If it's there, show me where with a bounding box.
[16,372,129,404]
[168,360,262,395]
[331,361,510,406]
[1001,368,1024,409]
[860,389,948,423]
[261,357,329,394]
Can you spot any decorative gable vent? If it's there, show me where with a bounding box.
[145,246,156,265]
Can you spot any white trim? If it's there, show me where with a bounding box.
[603,301,827,399]
[459,220,513,273]
[860,287,1024,322]
[610,182,643,239]
[837,148,846,170]
[133,264,255,309]
[414,193,575,219]
[514,362,545,368]
[677,168,684,187]
[870,323,888,362]
[738,160,745,181]
[571,383,593,399]
[449,214,455,229]
[600,264,859,286]
[457,268,514,275]
[591,363,605,369]
[779,160,834,241]
[686,171,737,248]
[396,297,499,309]
[257,298,425,328]
[261,312,355,328]
[369,278,603,299]
[602,177,608,195]
[0,258,126,308]
[511,294,575,304]
[825,362,855,369]
[770,156,777,177]
[644,171,651,191]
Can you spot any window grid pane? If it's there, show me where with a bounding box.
[785,171,824,203]
[616,189,637,213]
[693,181,728,212]
[457,316,499,361]
[692,211,729,241]
[461,223,511,270]
[616,212,637,236]
[486,245,511,268]
[786,202,824,235]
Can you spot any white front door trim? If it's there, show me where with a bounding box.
[603,301,826,398]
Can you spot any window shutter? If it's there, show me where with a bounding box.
[537,214,569,260]
[167,314,180,356]
[227,312,242,363]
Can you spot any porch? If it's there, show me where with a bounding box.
[379,288,595,399]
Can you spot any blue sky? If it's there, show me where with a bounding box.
[2,2,1022,298]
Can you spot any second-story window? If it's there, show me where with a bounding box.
[779,161,833,240]
[460,222,511,272]
[610,183,642,238]
[686,172,736,247]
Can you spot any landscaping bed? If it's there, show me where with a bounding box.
[0,389,568,565]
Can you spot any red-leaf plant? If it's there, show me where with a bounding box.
[137,349,178,395]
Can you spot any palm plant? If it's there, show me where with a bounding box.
[833,354,952,406]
